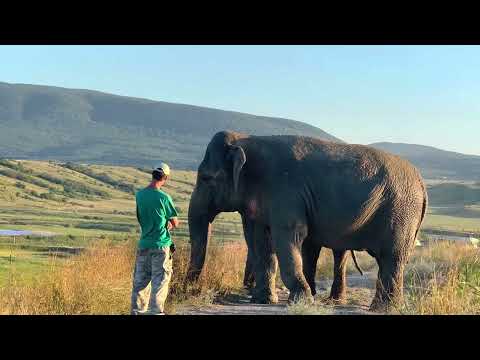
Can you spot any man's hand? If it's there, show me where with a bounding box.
[167,222,173,231]
[169,217,180,230]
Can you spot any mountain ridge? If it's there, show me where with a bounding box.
[0,81,341,169]
[369,142,480,181]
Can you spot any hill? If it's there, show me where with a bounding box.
[0,82,341,169]
[369,142,480,181]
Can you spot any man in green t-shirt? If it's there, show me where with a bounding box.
[131,162,179,315]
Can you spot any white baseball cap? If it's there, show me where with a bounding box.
[153,162,171,176]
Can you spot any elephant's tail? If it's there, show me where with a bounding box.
[351,250,364,276]
[414,179,428,243]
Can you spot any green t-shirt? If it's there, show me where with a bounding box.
[136,187,178,249]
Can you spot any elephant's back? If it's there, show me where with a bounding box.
[253,135,420,180]
[244,134,425,198]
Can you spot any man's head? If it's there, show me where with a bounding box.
[151,162,171,187]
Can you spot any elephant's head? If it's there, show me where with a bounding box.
[186,131,248,282]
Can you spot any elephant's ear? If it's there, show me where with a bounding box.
[229,145,246,193]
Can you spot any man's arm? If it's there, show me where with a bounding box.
[165,195,180,230]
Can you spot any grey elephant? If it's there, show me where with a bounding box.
[187,131,427,311]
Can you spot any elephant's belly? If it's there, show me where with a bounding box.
[309,215,383,251]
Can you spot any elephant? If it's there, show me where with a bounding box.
[187,131,427,311]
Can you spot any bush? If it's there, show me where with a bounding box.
[39,192,57,201]
[61,163,136,195]
[0,168,51,189]
[15,182,26,189]
[76,222,134,232]
[0,159,33,174]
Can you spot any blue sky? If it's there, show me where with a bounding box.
[0,45,479,155]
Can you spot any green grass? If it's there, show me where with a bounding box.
[423,209,480,233]
[0,248,65,286]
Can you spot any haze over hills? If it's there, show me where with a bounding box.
[369,142,480,181]
[0,82,341,169]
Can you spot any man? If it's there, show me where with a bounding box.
[131,162,179,315]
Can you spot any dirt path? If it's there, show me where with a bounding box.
[177,271,378,315]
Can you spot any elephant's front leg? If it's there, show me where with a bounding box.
[241,216,255,290]
[250,222,278,304]
[328,249,348,303]
[244,247,255,289]
[272,223,313,304]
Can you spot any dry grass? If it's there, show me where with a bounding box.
[165,242,247,313]
[400,242,480,315]
[0,239,136,314]
[0,240,247,315]
[287,300,334,315]
[1,238,479,315]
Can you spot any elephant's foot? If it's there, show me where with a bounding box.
[369,298,389,313]
[287,286,314,305]
[328,288,347,305]
[250,291,279,304]
[325,295,347,305]
[369,296,400,313]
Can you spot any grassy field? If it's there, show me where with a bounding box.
[0,247,67,287]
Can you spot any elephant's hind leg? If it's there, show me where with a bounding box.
[243,248,255,290]
[370,228,413,312]
[241,216,256,290]
[370,254,405,312]
[328,249,348,304]
[302,239,321,296]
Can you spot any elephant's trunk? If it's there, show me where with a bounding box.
[186,187,213,283]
